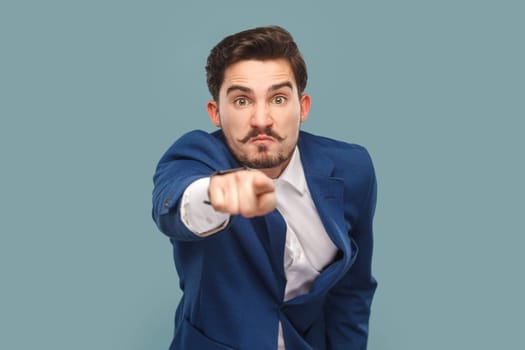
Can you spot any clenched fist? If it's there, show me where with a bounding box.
[208,169,276,218]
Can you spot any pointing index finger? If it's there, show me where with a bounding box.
[252,172,275,196]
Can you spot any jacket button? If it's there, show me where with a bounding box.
[164,198,172,208]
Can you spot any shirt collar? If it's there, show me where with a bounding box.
[274,147,307,195]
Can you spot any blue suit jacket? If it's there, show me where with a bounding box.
[152,130,377,350]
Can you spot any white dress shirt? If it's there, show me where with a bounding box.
[180,147,338,349]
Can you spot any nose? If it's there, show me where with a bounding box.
[250,104,273,129]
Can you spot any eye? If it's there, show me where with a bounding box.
[273,95,286,105]
[234,97,249,107]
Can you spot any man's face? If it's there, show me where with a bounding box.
[207,59,311,178]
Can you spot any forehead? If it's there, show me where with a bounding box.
[221,59,296,93]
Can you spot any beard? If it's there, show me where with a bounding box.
[236,144,293,169]
[228,127,294,170]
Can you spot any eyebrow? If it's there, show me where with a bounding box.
[269,81,294,92]
[225,81,294,96]
[226,85,252,96]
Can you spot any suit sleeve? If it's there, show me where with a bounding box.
[151,131,236,241]
[325,149,378,350]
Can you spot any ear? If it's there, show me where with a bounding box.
[207,100,221,127]
[299,93,311,123]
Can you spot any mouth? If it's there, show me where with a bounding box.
[251,135,273,142]
[239,128,284,144]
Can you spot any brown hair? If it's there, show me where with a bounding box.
[205,25,308,101]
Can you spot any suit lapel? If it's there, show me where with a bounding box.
[298,134,349,253]
[250,211,287,299]
[295,134,353,296]
[305,174,349,253]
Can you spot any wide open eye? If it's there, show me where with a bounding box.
[234,97,249,107]
[272,95,287,105]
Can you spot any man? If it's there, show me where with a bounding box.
[152,25,377,350]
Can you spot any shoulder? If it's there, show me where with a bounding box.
[157,129,237,169]
[299,131,374,170]
[300,132,377,220]
[299,131,376,202]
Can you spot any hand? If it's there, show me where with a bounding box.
[208,169,276,218]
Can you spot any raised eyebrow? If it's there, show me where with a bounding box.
[269,82,294,93]
[226,85,253,96]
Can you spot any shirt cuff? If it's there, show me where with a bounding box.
[180,177,230,236]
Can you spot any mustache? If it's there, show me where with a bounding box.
[238,128,285,143]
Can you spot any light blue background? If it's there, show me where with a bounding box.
[1,1,523,349]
